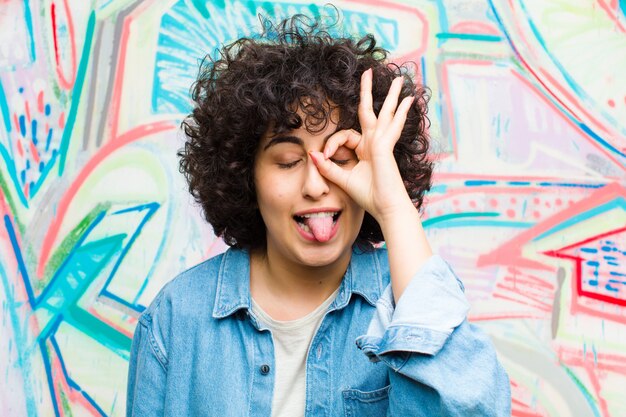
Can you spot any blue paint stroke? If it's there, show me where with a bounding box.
[100,202,160,313]
[132,142,177,303]
[31,119,38,145]
[537,182,604,189]
[464,180,497,186]
[39,338,62,417]
[45,127,54,151]
[4,215,35,306]
[49,336,108,416]
[18,115,26,137]
[580,248,597,253]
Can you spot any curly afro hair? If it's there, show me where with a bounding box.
[179,11,432,250]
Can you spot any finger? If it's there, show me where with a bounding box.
[387,95,415,146]
[378,77,404,126]
[309,151,351,190]
[358,69,377,131]
[323,129,361,158]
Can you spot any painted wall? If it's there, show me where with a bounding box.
[1,0,624,416]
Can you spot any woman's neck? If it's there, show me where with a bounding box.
[249,247,351,321]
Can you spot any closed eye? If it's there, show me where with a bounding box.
[330,158,351,166]
[277,160,301,169]
[329,146,356,167]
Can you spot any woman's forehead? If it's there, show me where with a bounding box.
[260,118,338,148]
[264,103,341,135]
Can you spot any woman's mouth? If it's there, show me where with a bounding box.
[293,211,341,242]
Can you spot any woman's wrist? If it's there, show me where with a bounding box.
[376,196,433,302]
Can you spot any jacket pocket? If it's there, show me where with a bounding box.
[342,385,390,417]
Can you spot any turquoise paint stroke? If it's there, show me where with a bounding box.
[37,234,125,339]
[490,0,626,159]
[152,1,399,113]
[30,152,58,198]
[533,197,626,241]
[0,81,12,133]
[427,219,532,228]
[0,264,38,417]
[191,0,211,18]
[562,365,601,417]
[58,11,96,176]
[436,33,502,42]
[0,145,28,207]
[24,0,36,61]
[423,212,499,228]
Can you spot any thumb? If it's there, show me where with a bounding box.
[309,151,350,191]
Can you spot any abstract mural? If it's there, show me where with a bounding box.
[1,0,624,416]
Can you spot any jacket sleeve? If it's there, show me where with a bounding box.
[126,295,168,416]
[355,255,511,416]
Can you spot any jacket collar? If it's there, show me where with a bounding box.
[211,247,387,319]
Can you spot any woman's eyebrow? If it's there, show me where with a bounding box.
[262,130,338,151]
[263,135,302,151]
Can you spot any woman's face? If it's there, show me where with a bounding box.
[254,115,365,269]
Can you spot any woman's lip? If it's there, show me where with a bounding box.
[293,207,342,216]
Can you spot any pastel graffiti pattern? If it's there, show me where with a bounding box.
[1,1,625,416]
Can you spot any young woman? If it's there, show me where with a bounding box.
[126,13,511,417]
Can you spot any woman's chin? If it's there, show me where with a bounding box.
[293,241,353,269]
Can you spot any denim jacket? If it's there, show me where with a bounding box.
[126,248,510,416]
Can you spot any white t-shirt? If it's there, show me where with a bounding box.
[251,288,339,417]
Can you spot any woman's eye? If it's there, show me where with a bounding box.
[330,158,351,166]
[329,146,356,167]
[277,160,301,169]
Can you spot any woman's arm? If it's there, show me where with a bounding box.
[356,253,511,416]
[311,68,511,416]
[310,68,431,302]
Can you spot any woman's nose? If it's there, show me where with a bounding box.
[302,155,330,199]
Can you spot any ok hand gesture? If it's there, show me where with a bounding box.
[310,68,415,224]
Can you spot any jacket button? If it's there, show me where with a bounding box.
[260,364,270,375]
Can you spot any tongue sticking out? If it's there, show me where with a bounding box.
[304,216,335,242]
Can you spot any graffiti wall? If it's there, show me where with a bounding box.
[1,0,624,415]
